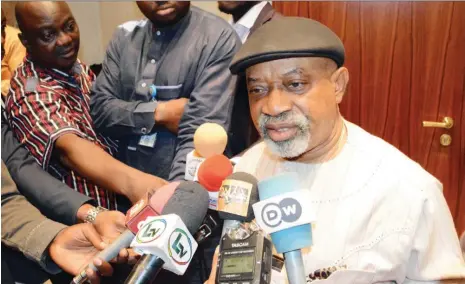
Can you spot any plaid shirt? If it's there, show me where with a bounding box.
[5,57,118,209]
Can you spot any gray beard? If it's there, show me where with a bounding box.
[258,112,311,158]
[263,130,310,158]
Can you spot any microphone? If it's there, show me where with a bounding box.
[193,123,228,159]
[197,154,233,210]
[217,172,258,235]
[184,149,204,181]
[253,173,315,284]
[71,182,180,284]
[125,181,209,283]
[126,182,179,234]
[215,172,273,284]
[185,123,228,181]
[190,155,234,244]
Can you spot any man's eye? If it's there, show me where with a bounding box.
[287,81,306,90]
[249,87,266,95]
[42,32,55,42]
[65,22,76,32]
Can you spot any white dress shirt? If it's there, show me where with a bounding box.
[235,120,465,283]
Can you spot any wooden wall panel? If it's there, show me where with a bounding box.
[273,1,465,234]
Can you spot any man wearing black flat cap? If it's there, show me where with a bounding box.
[207,17,465,283]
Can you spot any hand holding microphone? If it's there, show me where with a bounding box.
[125,181,210,283]
[71,182,182,284]
[48,219,130,284]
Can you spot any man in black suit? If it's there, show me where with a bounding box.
[218,1,279,43]
[219,1,281,156]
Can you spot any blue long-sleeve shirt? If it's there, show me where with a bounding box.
[90,7,241,181]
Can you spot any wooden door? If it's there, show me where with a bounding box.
[273,1,465,234]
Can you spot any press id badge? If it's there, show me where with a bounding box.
[138,133,157,148]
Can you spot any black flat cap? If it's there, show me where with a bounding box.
[230,17,345,74]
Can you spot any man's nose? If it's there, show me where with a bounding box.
[262,88,292,117]
[56,32,72,47]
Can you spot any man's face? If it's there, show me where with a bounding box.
[19,2,79,71]
[137,1,190,27]
[218,1,251,14]
[246,57,347,159]
[2,10,6,60]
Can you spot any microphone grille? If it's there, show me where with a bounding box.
[161,181,209,234]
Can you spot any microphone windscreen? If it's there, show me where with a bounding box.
[161,181,209,234]
[194,123,228,158]
[218,172,258,222]
[148,181,180,214]
[197,154,233,192]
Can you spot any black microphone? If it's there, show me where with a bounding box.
[123,256,165,284]
[216,172,273,284]
[218,172,259,235]
[124,181,209,284]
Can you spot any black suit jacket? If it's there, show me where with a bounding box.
[250,3,281,34]
[1,106,92,225]
[229,3,281,156]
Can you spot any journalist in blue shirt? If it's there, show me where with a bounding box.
[90,2,241,183]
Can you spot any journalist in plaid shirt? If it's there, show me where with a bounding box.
[5,2,166,210]
[6,57,120,209]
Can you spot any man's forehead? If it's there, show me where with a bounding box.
[19,2,71,29]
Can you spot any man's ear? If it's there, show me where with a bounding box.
[331,67,349,104]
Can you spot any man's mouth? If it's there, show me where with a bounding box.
[265,123,298,142]
[154,2,175,15]
[58,47,76,59]
[156,6,175,16]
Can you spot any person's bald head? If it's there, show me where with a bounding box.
[15,1,80,72]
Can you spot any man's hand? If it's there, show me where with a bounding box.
[93,210,140,264]
[154,98,188,134]
[204,246,220,284]
[48,223,116,280]
[93,210,126,243]
[49,211,139,283]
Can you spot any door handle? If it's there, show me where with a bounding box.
[422,117,454,129]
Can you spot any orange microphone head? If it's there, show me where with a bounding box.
[194,123,228,158]
[197,154,233,192]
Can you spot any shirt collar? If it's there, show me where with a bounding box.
[51,61,82,78]
[25,55,82,79]
[231,1,268,29]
